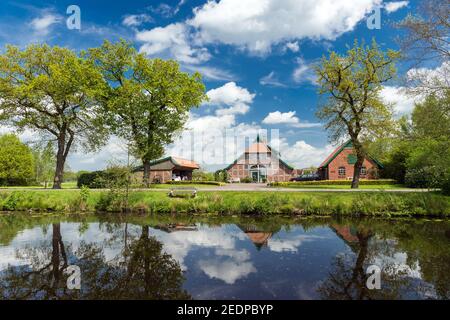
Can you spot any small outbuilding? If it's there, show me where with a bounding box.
[133,156,199,184]
[317,140,383,180]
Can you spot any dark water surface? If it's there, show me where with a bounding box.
[0,213,449,300]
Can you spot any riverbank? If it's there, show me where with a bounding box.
[0,189,449,217]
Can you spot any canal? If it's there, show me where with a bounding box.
[0,214,448,299]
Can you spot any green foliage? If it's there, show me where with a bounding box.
[380,92,450,192]
[77,171,104,188]
[0,190,448,217]
[214,170,228,182]
[31,142,55,188]
[77,166,130,189]
[241,177,253,183]
[192,170,215,181]
[166,180,225,186]
[87,40,207,184]
[0,44,109,188]
[269,179,398,187]
[315,39,400,188]
[0,134,34,186]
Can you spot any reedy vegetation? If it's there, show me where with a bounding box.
[0,190,448,217]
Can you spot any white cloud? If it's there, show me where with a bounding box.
[122,14,153,27]
[380,86,418,116]
[30,13,61,35]
[184,65,236,81]
[199,258,256,284]
[384,1,409,13]
[136,23,211,64]
[259,71,286,87]
[273,138,335,168]
[263,111,322,128]
[206,82,255,116]
[285,41,300,53]
[151,3,174,18]
[189,0,382,54]
[263,111,299,124]
[293,58,316,84]
[406,61,450,96]
[268,234,324,253]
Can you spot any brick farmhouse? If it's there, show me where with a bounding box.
[317,140,383,180]
[223,136,300,182]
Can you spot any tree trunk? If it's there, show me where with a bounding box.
[53,139,66,189]
[143,159,151,188]
[351,142,365,189]
[52,129,74,189]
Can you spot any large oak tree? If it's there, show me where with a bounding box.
[315,40,400,188]
[0,44,108,188]
[87,40,207,186]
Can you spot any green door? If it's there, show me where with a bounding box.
[251,171,258,182]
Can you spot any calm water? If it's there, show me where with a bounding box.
[0,214,449,300]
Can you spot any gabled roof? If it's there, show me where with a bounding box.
[133,156,199,172]
[318,140,383,169]
[223,136,294,170]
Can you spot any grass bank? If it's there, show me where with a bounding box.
[0,189,449,217]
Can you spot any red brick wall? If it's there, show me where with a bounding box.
[327,148,379,180]
[226,163,294,182]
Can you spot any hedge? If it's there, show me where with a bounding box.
[77,169,128,188]
[269,179,398,187]
[166,181,225,186]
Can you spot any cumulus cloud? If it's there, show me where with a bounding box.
[263,111,299,124]
[263,111,321,128]
[273,138,335,168]
[30,12,61,36]
[206,82,255,116]
[199,258,256,284]
[384,1,409,13]
[122,14,153,27]
[380,86,419,116]
[189,0,382,54]
[136,23,211,64]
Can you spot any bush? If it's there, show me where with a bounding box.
[241,177,253,183]
[166,181,225,186]
[269,179,398,187]
[77,171,105,188]
[77,167,129,188]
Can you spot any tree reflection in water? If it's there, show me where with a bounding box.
[0,223,189,300]
[317,225,423,300]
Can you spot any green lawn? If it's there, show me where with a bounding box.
[271,184,410,189]
[148,183,223,189]
[0,189,448,217]
[0,181,78,189]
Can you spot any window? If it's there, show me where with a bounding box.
[360,166,367,176]
[338,167,346,176]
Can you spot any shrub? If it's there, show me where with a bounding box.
[269,179,398,187]
[166,181,225,186]
[77,167,129,188]
[77,171,105,188]
[241,177,253,183]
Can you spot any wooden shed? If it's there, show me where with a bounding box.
[133,156,199,184]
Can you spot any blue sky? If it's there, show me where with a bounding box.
[0,0,430,171]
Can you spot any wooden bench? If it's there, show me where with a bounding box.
[168,187,197,198]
